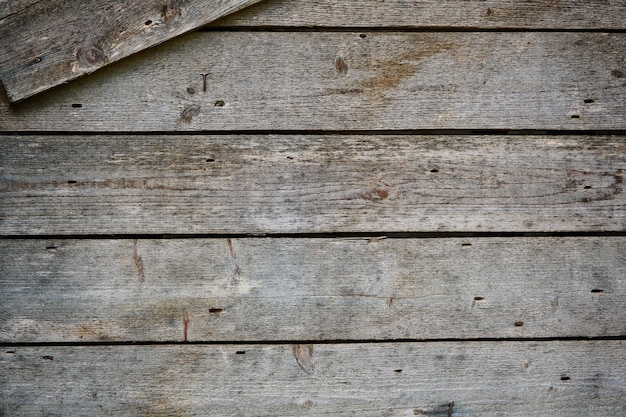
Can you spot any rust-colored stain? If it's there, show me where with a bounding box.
[180,104,201,124]
[293,344,315,374]
[335,56,349,74]
[133,239,145,280]
[183,309,190,342]
[227,238,241,278]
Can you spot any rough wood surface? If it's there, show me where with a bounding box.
[214,0,626,29]
[0,0,265,102]
[1,341,624,416]
[1,237,624,342]
[1,32,625,131]
[1,135,624,235]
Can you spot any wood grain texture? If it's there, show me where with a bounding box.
[1,32,625,131]
[1,237,624,342]
[1,135,625,235]
[214,0,626,29]
[1,341,624,416]
[0,0,265,102]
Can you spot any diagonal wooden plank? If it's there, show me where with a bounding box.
[0,0,265,102]
[1,342,624,416]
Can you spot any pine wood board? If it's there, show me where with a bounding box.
[1,237,624,342]
[1,341,624,416]
[0,0,265,102]
[214,0,626,29]
[1,135,625,235]
[1,32,625,131]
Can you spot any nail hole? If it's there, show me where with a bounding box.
[206,158,215,162]
[209,308,223,314]
[71,103,82,108]
[571,115,580,119]
[286,156,294,160]
[187,87,195,95]
[42,355,54,361]
[474,296,485,301]
[6,351,15,354]
[145,20,152,25]
[430,169,439,173]
[462,243,472,248]
[514,321,524,327]
[584,99,594,104]
[359,34,367,39]
[584,185,592,189]
[214,100,225,107]
[67,180,77,184]
[561,376,571,381]
[236,350,246,354]
[591,289,604,293]
[394,369,403,373]
[46,246,57,251]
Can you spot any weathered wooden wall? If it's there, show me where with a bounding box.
[1,1,625,415]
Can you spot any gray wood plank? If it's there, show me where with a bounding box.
[0,0,265,102]
[1,237,624,342]
[1,341,624,416]
[1,135,625,235]
[214,0,626,29]
[1,32,625,130]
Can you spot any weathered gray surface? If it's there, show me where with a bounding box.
[1,32,625,131]
[0,0,264,102]
[1,135,624,235]
[1,237,624,342]
[1,341,624,416]
[215,0,626,29]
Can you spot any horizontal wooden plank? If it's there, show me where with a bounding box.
[1,135,625,235]
[1,237,624,342]
[0,0,264,102]
[1,341,624,416]
[214,0,626,29]
[1,32,625,131]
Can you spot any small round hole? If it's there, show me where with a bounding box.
[206,158,215,163]
[145,20,152,25]
[514,321,524,327]
[591,289,604,293]
[584,185,592,189]
[584,99,594,104]
[209,308,223,314]
[430,169,439,173]
[571,115,580,119]
[67,180,77,184]
[214,100,225,107]
[236,350,246,354]
[360,34,367,39]
[71,103,82,108]
[394,369,403,373]
[474,296,485,301]
[561,376,571,381]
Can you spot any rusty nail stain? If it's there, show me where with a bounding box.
[183,309,189,342]
[200,73,209,92]
[378,189,389,199]
[293,344,315,374]
[133,239,144,281]
[335,56,348,74]
[448,401,454,417]
[227,238,241,278]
